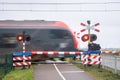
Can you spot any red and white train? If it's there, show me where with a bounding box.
[0,20,79,60]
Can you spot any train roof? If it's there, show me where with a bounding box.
[0,20,55,25]
[0,20,70,29]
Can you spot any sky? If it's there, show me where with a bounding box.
[0,0,120,49]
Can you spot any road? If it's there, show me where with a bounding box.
[34,63,96,80]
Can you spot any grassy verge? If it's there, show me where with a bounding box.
[2,65,35,80]
[72,60,120,80]
[54,58,70,61]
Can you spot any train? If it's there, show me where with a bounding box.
[0,20,79,61]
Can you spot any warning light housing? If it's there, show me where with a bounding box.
[81,34,89,42]
[17,35,31,41]
[81,34,97,42]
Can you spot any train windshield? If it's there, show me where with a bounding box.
[0,28,75,52]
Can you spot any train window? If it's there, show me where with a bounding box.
[0,33,17,48]
[50,29,72,39]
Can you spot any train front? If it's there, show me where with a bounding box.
[0,20,78,61]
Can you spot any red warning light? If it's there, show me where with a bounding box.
[17,35,23,41]
[81,34,89,42]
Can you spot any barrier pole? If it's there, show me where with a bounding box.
[22,31,26,69]
[98,53,101,69]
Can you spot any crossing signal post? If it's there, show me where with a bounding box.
[17,35,31,42]
[80,20,100,44]
[16,31,31,69]
[80,20,101,68]
[17,32,31,52]
[80,20,100,50]
[87,20,91,44]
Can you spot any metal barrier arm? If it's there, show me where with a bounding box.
[101,50,120,54]
[13,50,120,56]
[31,51,83,55]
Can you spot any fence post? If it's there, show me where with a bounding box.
[5,55,8,74]
[98,53,101,69]
[114,55,117,74]
[102,54,105,69]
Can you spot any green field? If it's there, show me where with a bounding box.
[2,66,34,80]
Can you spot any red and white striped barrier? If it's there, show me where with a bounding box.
[31,50,120,55]
[13,51,31,67]
[82,55,102,65]
[13,62,31,67]
[31,51,83,55]
[83,61,101,65]
[13,56,31,61]
[81,55,101,60]
[101,50,120,54]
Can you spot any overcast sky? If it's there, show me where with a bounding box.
[0,0,120,49]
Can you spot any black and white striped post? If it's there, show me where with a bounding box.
[22,31,26,69]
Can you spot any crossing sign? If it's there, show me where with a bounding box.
[80,20,100,43]
[80,22,100,32]
[74,32,80,39]
[80,23,86,27]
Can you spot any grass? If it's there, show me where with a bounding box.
[2,66,35,80]
[72,60,120,80]
[54,58,70,61]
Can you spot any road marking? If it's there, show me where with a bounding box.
[62,71,84,73]
[53,64,66,80]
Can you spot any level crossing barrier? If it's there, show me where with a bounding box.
[81,50,101,66]
[31,50,120,55]
[102,50,120,54]
[12,50,120,67]
[81,55,102,65]
[31,51,83,55]
[13,52,31,67]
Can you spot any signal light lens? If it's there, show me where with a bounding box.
[81,34,89,42]
[90,34,97,42]
[17,35,23,41]
[25,35,31,41]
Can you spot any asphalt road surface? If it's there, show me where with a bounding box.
[34,63,96,80]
